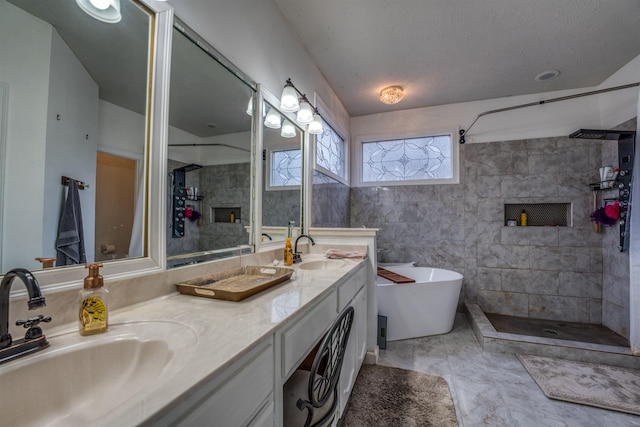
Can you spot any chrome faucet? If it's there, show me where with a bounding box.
[293,234,315,264]
[0,268,51,364]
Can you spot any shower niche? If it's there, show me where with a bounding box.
[504,203,571,227]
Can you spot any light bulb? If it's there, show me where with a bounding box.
[90,0,110,9]
[296,100,314,125]
[280,85,299,112]
[281,120,297,138]
[307,114,323,135]
[264,108,282,129]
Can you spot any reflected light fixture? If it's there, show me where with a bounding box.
[76,0,121,23]
[264,107,282,129]
[281,120,297,138]
[246,96,253,116]
[379,85,404,105]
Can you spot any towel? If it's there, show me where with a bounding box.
[325,248,368,259]
[56,178,86,265]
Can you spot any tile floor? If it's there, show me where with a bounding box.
[377,314,640,426]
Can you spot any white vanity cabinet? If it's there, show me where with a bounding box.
[153,261,370,427]
[338,269,367,417]
[156,339,275,427]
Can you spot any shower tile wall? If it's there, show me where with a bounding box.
[199,163,251,250]
[167,162,251,255]
[311,171,350,228]
[351,133,617,325]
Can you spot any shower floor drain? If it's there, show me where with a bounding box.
[543,329,559,335]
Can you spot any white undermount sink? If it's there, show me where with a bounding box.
[298,259,346,270]
[0,320,198,427]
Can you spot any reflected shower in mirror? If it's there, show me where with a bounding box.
[261,102,303,241]
[166,21,256,268]
[0,0,152,273]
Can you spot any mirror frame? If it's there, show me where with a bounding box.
[256,88,308,252]
[7,0,174,295]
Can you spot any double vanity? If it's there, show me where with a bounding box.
[1,244,375,426]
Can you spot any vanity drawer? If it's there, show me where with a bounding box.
[172,340,274,427]
[281,290,337,378]
[338,265,365,310]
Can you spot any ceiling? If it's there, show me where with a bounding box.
[274,0,640,117]
[9,0,253,139]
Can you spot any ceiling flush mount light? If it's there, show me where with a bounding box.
[535,70,560,82]
[278,78,324,134]
[76,0,121,23]
[379,85,404,105]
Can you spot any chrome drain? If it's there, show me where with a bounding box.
[544,329,559,335]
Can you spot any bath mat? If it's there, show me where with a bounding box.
[342,364,457,426]
[518,354,640,415]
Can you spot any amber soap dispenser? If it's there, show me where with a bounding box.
[79,263,109,336]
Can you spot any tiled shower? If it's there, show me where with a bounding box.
[345,118,636,339]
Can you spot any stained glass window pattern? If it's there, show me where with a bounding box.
[316,120,345,179]
[271,149,301,187]
[362,135,452,182]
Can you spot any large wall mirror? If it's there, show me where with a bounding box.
[0,0,157,275]
[260,100,303,242]
[166,20,256,268]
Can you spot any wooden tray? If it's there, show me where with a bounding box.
[176,266,294,302]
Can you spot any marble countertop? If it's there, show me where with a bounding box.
[47,254,365,426]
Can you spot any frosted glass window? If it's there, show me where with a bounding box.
[271,149,301,187]
[362,135,452,183]
[316,119,345,179]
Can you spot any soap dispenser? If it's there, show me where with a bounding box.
[79,263,109,336]
[284,221,294,266]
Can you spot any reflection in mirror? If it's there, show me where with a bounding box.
[0,0,151,273]
[261,102,303,242]
[166,21,256,268]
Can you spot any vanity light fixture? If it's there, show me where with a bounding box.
[280,80,300,113]
[278,78,324,134]
[281,120,297,138]
[246,96,253,116]
[296,97,314,125]
[379,85,404,105]
[307,114,323,135]
[264,107,282,129]
[76,0,121,23]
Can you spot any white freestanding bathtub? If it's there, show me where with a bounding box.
[377,266,463,341]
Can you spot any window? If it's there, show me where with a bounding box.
[315,118,347,182]
[357,133,457,186]
[267,148,301,190]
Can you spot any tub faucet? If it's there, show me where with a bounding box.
[0,268,51,364]
[293,234,315,264]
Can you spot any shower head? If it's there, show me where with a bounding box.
[569,129,635,140]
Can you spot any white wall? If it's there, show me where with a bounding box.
[42,30,99,264]
[0,1,51,271]
[167,0,350,138]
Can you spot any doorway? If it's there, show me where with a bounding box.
[95,152,136,261]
